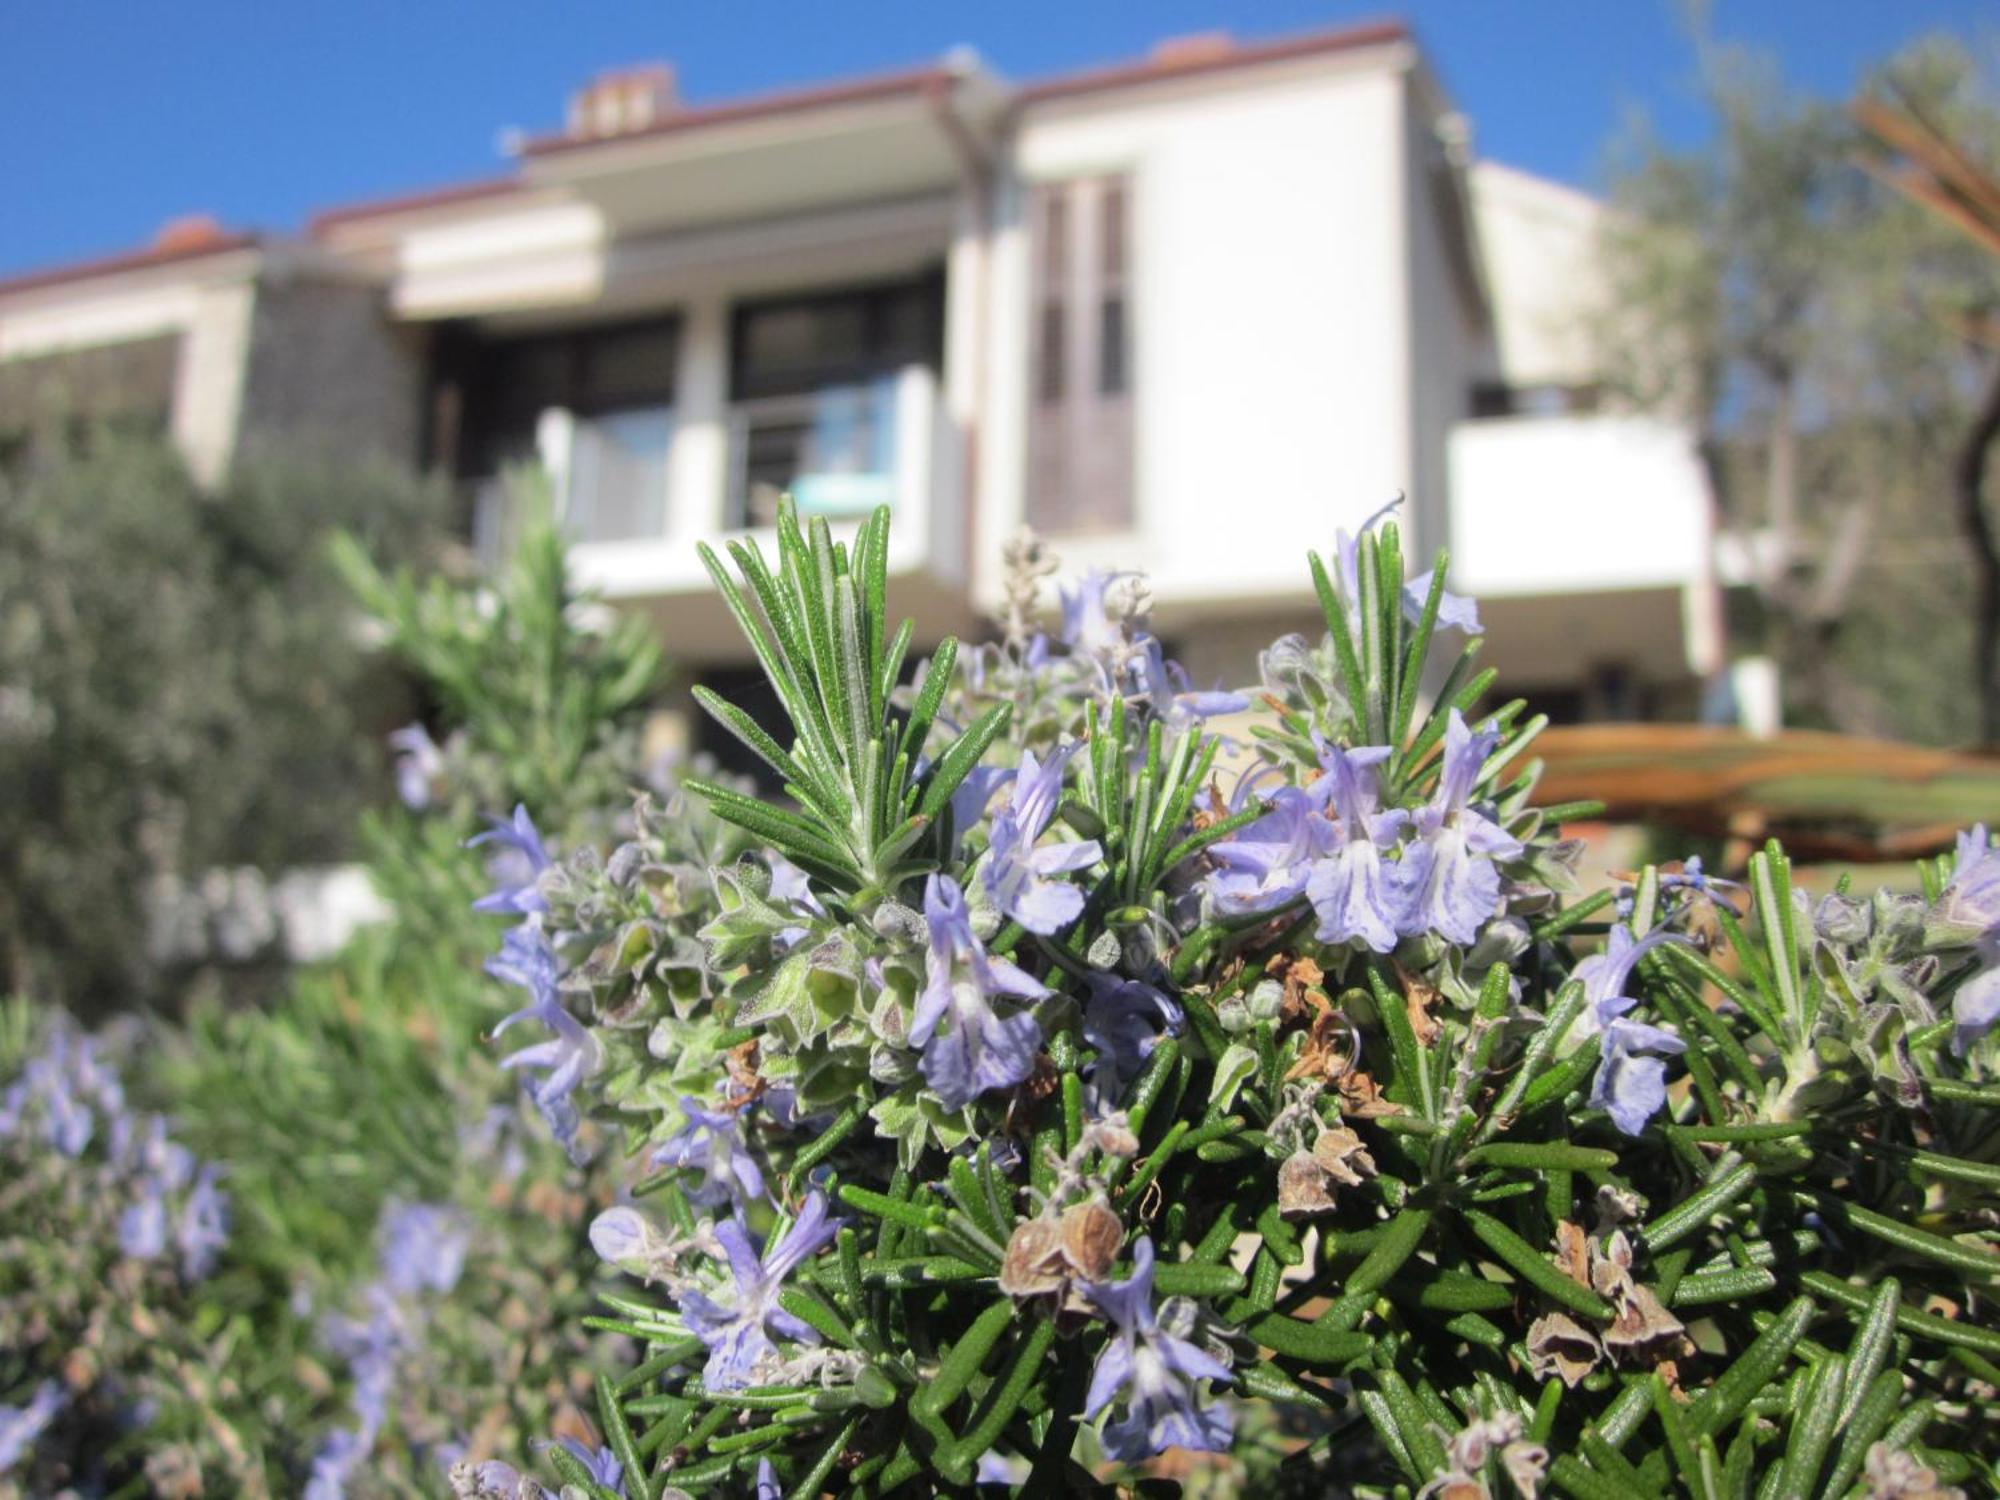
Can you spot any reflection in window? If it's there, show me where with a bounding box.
[728,274,941,527]
[568,407,673,543]
[443,316,678,552]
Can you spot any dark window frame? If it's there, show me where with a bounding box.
[728,270,944,404]
[440,313,682,480]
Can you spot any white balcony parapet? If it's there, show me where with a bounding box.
[565,363,944,601]
[1447,414,1713,598]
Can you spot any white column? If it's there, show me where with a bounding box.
[169,280,256,486]
[670,292,729,536]
[535,406,576,522]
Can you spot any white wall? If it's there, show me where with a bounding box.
[1469,162,1606,390]
[980,60,1417,614]
[169,280,258,484]
[1403,85,1485,578]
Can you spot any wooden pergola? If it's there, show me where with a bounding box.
[1532,724,2000,863]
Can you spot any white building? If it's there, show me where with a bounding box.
[0,21,1720,733]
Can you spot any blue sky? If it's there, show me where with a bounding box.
[1,0,1989,279]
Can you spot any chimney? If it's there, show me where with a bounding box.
[568,63,679,139]
[152,214,230,254]
[1148,32,1235,69]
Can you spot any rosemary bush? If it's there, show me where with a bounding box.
[0,503,662,1496]
[461,503,2000,1499]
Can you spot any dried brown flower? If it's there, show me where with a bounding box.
[1525,1311,1602,1388]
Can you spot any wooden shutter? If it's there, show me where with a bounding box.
[1027,175,1134,534]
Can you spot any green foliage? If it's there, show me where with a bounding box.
[493,504,1999,1498]
[334,480,663,843]
[685,504,1003,896]
[0,429,445,1012]
[1,479,671,1493]
[1597,29,2000,744]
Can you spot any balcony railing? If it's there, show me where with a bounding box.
[465,365,944,596]
[726,377,902,530]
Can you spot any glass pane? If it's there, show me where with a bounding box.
[582,322,677,408]
[1098,296,1128,396]
[733,276,940,401]
[1038,302,1066,403]
[1042,190,1068,279]
[732,380,897,526]
[567,406,672,542]
[1101,182,1127,280]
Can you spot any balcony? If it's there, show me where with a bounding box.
[1445,413,1721,684]
[725,370,928,529]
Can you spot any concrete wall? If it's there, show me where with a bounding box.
[981,58,1417,617]
[235,274,428,466]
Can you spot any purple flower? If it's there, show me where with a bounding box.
[1060,569,1132,660]
[1571,926,1688,1135]
[764,851,826,951]
[120,1188,170,1261]
[305,1423,371,1500]
[1402,568,1482,634]
[949,763,1018,840]
[378,1201,469,1297]
[764,852,823,916]
[589,1206,654,1266]
[1128,639,1249,730]
[1572,926,1685,1040]
[679,1191,845,1390]
[388,722,444,810]
[40,1070,93,1157]
[1395,711,1522,945]
[540,1437,623,1496]
[468,805,552,916]
[1336,500,1481,636]
[118,1114,196,1191]
[1080,1238,1233,1462]
[485,920,560,999]
[1590,1016,1687,1135]
[0,1380,67,1473]
[176,1163,230,1281]
[1306,743,1408,952]
[981,742,1103,934]
[489,926,600,1162]
[1205,784,1335,916]
[1082,976,1183,1109]
[651,1098,767,1208]
[1934,827,2000,1054]
[1953,948,2000,1056]
[1940,825,2000,940]
[913,875,1048,1109]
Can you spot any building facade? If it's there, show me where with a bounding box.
[0,21,1720,725]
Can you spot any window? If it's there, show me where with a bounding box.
[727,274,942,528]
[1027,175,1135,534]
[1038,303,1067,403]
[568,407,674,543]
[1098,183,1129,396]
[1097,298,1128,397]
[441,316,678,550]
